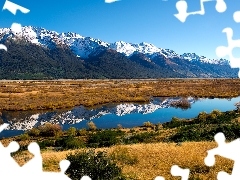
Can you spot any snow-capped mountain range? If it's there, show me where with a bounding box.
[0,26,229,65]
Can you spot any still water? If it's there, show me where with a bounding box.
[0,96,240,138]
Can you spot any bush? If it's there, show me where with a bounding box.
[211,109,222,116]
[27,128,40,137]
[123,131,159,144]
[110,146,138,166]
[38,123,62,137]
[143,121,154,128]
[38,139,55,149]
[67,127,77,137]
[197,111,208,122]
[78,128,88,136]
[55,136,85,150]
[169,123,240,142]
[17,133,30,141]
[163,117,192,128]
[155,123,163,131]
[66,150,125,180]
[129,129,135,133]
[87,130,124,148]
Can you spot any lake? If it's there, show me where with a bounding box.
[0,96,240,138]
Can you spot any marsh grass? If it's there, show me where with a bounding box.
[0,79,239,111]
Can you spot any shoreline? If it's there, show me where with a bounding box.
[2,107,240,179]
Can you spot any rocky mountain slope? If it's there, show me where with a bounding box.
[0,26,238,79]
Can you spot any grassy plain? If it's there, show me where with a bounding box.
[12,142,234,180]
[1,78,240,179]
[0,78,239,110]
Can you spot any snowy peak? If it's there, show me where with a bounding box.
[109,41,180,59]
[0,25,229,65]
[109,41,136,56]
[180,53,229,65]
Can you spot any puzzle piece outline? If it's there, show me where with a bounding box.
[215,10,240,78]
[2,0,30,15]
[155,164,190,180]
[174,0,227,23]
[204,132,240,179]
[0,123,93,180]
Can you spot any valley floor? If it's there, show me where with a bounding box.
[0,78,239,111]
[1,79,240,179]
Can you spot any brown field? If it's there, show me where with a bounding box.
[1,77,239,180]
[11,142,233,180]
[0,78,239,111]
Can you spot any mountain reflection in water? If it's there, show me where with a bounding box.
[0,96,240,138]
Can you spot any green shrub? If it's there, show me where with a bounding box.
[170,123,240,142]
[155,123,163,131]
[143,121,154,128]
[123,131,159,144]
[38,139,55,149]
[129,129,135,133]
[27,128,40,137]
[78,128,88,136]
[66,150,125,180]
[197,111,208,122]
[211,109,222,116]
[163,117,192,128]
[17,133,30,141]
[87,130,124,148]
[67,127,77,137]
[55,136,85,150]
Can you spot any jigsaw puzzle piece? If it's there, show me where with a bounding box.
[205,133,240,179]
[205,133,240,163]
[0,141,20,176]
[233,11,240,23]
[216,45,229,58]
[216,167,240,180]
[216,26,240,76]
[171,165,190,180]
[19,151,72,180]
[154,176,165,180]
[175,0,227,22]
[174,0,188,22]
[21,142,43,173]
[0,124,20,172]
[11,23,22,33]
[80,176,92,180]
[0,44,7,51]
[105,0,120,3]
[215,0,227,13]
[2,0,30,15]
[217,171,232,180]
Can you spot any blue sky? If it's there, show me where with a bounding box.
[1,0,240,59]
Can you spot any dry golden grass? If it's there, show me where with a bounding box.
[12,142,235,180]
[0,79,239,111]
